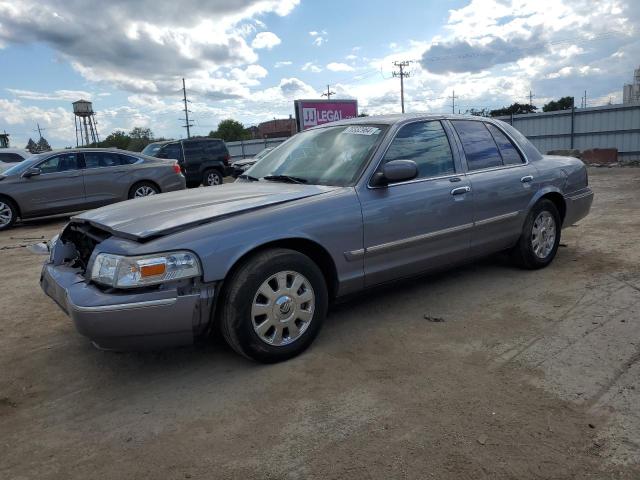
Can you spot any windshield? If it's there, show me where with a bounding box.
[253,148,273,161]
[246,125,387,186]
[141,143,165,156]
[2,155,39,175]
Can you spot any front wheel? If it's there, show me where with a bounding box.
[511,199,561,269]
[203,169,223,186]
[219,248,328,363]
[0,198,18,231]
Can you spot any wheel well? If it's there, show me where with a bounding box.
[0,194,20,218]
[540,192,566,222]
[225,238,339,300]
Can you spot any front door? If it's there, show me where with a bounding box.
[358,120,474,286]
[20,152,85,216]
[450,120,538,256]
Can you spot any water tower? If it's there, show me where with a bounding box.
[72,99,100,146]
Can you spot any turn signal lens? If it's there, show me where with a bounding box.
[140,263,166,277]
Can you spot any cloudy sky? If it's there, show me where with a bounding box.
[0,0,638,148]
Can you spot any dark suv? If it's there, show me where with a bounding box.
[143,138,231,187]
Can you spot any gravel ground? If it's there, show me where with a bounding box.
[0,168,639,479]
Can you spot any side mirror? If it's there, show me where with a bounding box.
[371,160,418,186]
[23,167,41,178]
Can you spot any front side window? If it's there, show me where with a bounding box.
[451,120,503,171]
[247,124,387,186]
[382,121,455,180]
[485,124,524,165]
[38,153,79,174]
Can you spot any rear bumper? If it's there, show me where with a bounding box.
[563,187,594,226]
[40,262,215,350]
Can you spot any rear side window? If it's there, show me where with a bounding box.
[485,124,524,165]
[84,152,122,168]
[183,141,204,156]
[451,120,502,171]
[118,154,140,165]
[204,141,225,156]
[160,143,183,161]
[382,121,455,179]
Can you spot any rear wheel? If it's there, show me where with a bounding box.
[0,198,17,231]
[219,248,328,363]
[128,181,159,199]
[511,199,561,269]
[203,169,223,186]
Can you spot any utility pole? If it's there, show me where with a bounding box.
[529,90,534,107]
[182,78,193,138]
[584,89,587,108]
[448,90,458,114]
[392,60,411,113]
[34,122,46,140]
[321,84,335,100]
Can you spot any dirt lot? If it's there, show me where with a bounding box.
[1,168,639,479]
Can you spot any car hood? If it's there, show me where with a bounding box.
[72,182,338,241]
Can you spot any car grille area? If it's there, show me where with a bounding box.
[61,222,112,274]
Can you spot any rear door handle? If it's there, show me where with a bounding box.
[521,175,534,183]
[451,186,471,195]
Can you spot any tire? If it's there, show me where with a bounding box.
[511,199,561,269]
[128,181,159,199]
[203,169,223,187]
[219,248,328,363]
[0,198,18,231]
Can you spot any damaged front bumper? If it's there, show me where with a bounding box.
[40,261,216,351]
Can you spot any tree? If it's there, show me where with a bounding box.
[464,108,490,117]
[542,96,574,112]
[357,112,369,117]
[36,136,52,152]
[25,138,38,153]
[127,127,154,151]
[98,130,130,149]
[490,102,537,117]
[209,119,249,142]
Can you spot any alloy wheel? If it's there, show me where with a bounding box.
[207,172,221,186]
[531,211,556,259]
[0,202,13,228]
[134,185,157,197]
[251,270,315,346]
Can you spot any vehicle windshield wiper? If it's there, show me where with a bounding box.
[262,174,308,184]
[238,173,259,181]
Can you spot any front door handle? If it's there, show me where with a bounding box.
[451,186,471,195]
[521,175,534,183]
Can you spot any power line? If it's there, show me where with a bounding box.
[182,78,193,138]
[321,84,336,100]
[392,60,411,113]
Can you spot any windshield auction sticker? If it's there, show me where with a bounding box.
[342,126,381,135]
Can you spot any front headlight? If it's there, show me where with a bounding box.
[90,251,201,288]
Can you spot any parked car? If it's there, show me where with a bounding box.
[40,115,592,362]
[0,148,31,172]
[231,147,274,178]
[143,137,232,187]
[0,148,185,230]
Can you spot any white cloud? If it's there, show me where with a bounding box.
[327,62,354,72]
[310,29,327,46]
[6,89,93,101]
[251,31,281,49]
[274,60,293,68]
[302,62,323,73]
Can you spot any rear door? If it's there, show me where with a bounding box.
[82,151,140,207]
[182,140,206,180]
[358,120,474,286]
[20,152,85,216]
[449,120,538,256]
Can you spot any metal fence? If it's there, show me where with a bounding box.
[496,102,640,162]
[226,137,288,159]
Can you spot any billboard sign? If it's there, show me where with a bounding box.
[294,99,358,131]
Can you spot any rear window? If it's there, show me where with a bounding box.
[0,152,25,163]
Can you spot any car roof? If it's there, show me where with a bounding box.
[1,148,31,155]
[319,113,505,127]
